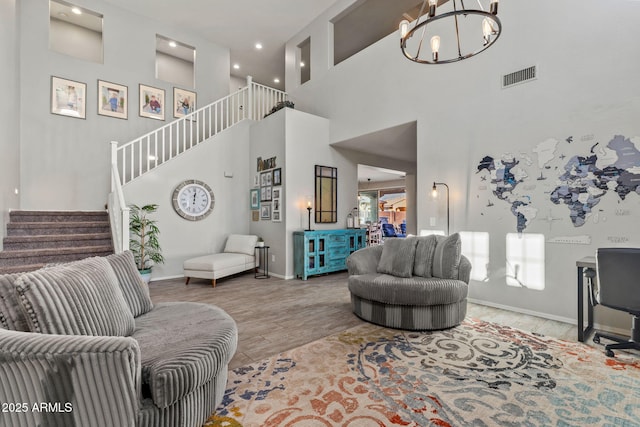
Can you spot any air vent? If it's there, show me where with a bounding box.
[502,65,537,88]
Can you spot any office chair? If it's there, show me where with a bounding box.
[592,248,640,357]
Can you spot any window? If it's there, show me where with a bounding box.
[460,231,490,282]
[505,233,545,290]
[49,0,103,63]
[156,35,195,88]
[298,38,311,85]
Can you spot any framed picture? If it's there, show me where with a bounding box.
[252,210,259,222]
[272,211,281,222]
[250,189,260,209]
[98,79,127,119]
[273,188,281,199]
[260,204,271,220]
[261,186,272,202]
[51,76,86,119]
[260,171,272,187]
[139,84,165,120]
[173,87,196,118]
[272,168,282,186]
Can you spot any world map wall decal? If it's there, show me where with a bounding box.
[476,134,640,233]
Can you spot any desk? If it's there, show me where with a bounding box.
[255,246,270,279]
[576,256,596,342]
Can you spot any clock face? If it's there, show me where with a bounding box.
[172,180,215,221]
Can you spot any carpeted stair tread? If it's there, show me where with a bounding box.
[0,264,45,274]
[0,245,114,267]
[7,221,111,236]
[9,210,108,223]
[3,233,112,250]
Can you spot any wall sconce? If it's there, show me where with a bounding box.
[432,182,450,235]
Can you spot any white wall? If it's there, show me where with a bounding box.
[0,0,20,248]
[16,0,230,211]
[123,122,251,280]
[285,0,640,327]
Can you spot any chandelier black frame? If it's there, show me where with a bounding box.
[400,0,501,65]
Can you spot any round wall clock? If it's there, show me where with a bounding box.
[172,179,215,221]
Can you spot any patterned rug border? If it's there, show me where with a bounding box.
[207,318,640,426]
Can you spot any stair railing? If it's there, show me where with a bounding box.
[108,148,130,253]
[108,76,287,252]
[112,76,287,185]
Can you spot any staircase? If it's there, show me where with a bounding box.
[0,210,114,274]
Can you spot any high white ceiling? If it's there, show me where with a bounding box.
[101,0,339,90]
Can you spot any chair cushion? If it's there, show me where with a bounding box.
[14,257,135,336]
[0,273,30,331]
[432,233,462,280]
[413,235,438,278]
[377,237,418,278]
[133,302,238,408]
[224,234,258,256]
[106,251,154,317]
[184,253,254,271]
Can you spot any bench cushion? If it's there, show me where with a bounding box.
[184,253,254,271]
[133,302,238,408]
[348,273,468,306]
[224,234,258,256]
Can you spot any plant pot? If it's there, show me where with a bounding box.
[138,268,152,284]
[256,241,264,247]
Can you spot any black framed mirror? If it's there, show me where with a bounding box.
[315,165,337,223]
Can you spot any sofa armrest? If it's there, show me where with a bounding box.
[347,245,384,275]
[0,328,140,427]
[458,255,472,284]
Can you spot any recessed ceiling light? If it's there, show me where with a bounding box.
[255,43,263,50]
[233,64,240,70]
[274,78,280,83]
[71,7,82,15]
[169,41,177,48]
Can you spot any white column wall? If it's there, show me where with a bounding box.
[284,0,640,326]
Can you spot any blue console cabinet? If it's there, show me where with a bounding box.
[293,229,367,280]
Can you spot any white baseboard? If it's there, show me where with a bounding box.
[468,298,629,337]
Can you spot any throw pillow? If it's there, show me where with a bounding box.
[432,233,462,279]
[224,234,258,255]
[14,257,135,336]
[413,235,438,278]
[106,251,154,317]
[376,237,418,278]
[0,273,30,331]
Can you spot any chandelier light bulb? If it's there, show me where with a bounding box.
[490,0,499,15]
[399,20,410,38]
[482,18,493,45]
[428,0,437,17]
[430,35,440,62]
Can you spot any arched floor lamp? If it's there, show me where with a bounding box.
[431,182,449,235]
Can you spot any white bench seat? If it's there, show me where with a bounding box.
[183,234,258,287]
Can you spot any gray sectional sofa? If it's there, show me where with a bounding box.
[0,251,237,427]
[347,233,471,330]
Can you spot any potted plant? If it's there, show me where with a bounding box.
[256,237,265,247]
[129,204,165,283]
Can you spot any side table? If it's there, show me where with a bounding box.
[255,245,270,279]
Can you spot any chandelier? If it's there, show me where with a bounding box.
[399,0,501,64]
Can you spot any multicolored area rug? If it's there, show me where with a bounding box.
[205,319,640,426]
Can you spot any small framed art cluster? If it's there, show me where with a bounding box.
[251,156,282,222]
[50,76,196,121]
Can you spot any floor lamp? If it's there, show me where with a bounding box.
[432,182,450,235]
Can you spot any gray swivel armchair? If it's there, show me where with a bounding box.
[592,248,640,357]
